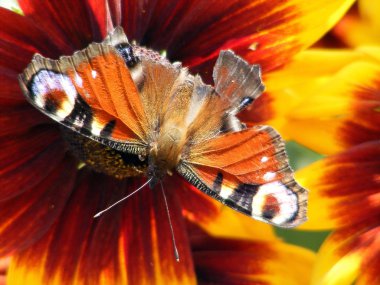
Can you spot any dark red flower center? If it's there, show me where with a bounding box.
[63,129,147,179]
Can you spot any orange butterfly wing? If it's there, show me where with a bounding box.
[178,126,307,227]
[19,42,148,153]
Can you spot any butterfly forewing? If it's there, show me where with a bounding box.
[19,40,148,153]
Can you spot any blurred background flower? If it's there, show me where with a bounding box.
[2,0,377,285]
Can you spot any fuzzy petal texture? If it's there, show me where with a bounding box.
[296,141,380,230]
[7,171,196,285]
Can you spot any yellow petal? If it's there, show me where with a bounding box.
[200,205,277,241]
[333,0,380,47]
[252,48,380,154]
[242,47,380,137]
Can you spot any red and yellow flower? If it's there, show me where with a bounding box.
[0,0,356,284]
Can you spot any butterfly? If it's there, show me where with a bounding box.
[19,26,307,228]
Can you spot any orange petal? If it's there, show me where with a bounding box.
[7,171,196,285]
[193,237,316,285]
[185,0,355,75]
[296,141,380,230]
[311,223,380,285]
[0,257,10,285]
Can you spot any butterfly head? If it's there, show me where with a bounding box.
[146,145,172,189]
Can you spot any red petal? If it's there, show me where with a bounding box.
[0,69,25,105]
[173,176,220,224]
[0,128,63,201]
[0,8,64,71]
[7,172,196,284]
[18,0,106,53]
[109,0,159,42]
[297,141,380,229]
[0,155,77,256]
[0,104,52,136]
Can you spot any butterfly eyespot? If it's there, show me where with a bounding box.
[262,195,280,220]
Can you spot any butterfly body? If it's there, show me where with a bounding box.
[19,27,308,228]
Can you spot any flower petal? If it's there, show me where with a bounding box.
[0,104,50,137]
[166,0,355,74]
[311,223,380,285]
[0,128,64,201]
[0,7,63,70]
[290,60,380,154]
[0,154,77,256]
[244,48,380,154]
[0,257,9,285]
[193,237,315,285]
[7,172,196,285]
[0,69,25,105]
[18,0,106,54]
[174,177,277,241]
[296,141,380,230]
[332,0,380,47]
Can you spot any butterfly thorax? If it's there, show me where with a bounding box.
[148,113,189,187]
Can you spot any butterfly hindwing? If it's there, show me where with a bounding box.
[178,126,307,227]
[19,36,149,154]
[213,50,265,115]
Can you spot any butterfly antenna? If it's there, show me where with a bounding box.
[160,180,180,262]
[94,178,152,218]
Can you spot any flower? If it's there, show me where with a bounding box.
[253,40,380,283]
[332,0,380,48]
[0,0,354,284]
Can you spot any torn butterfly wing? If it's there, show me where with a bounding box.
[177,126,307,227]
[19,30,148,154]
